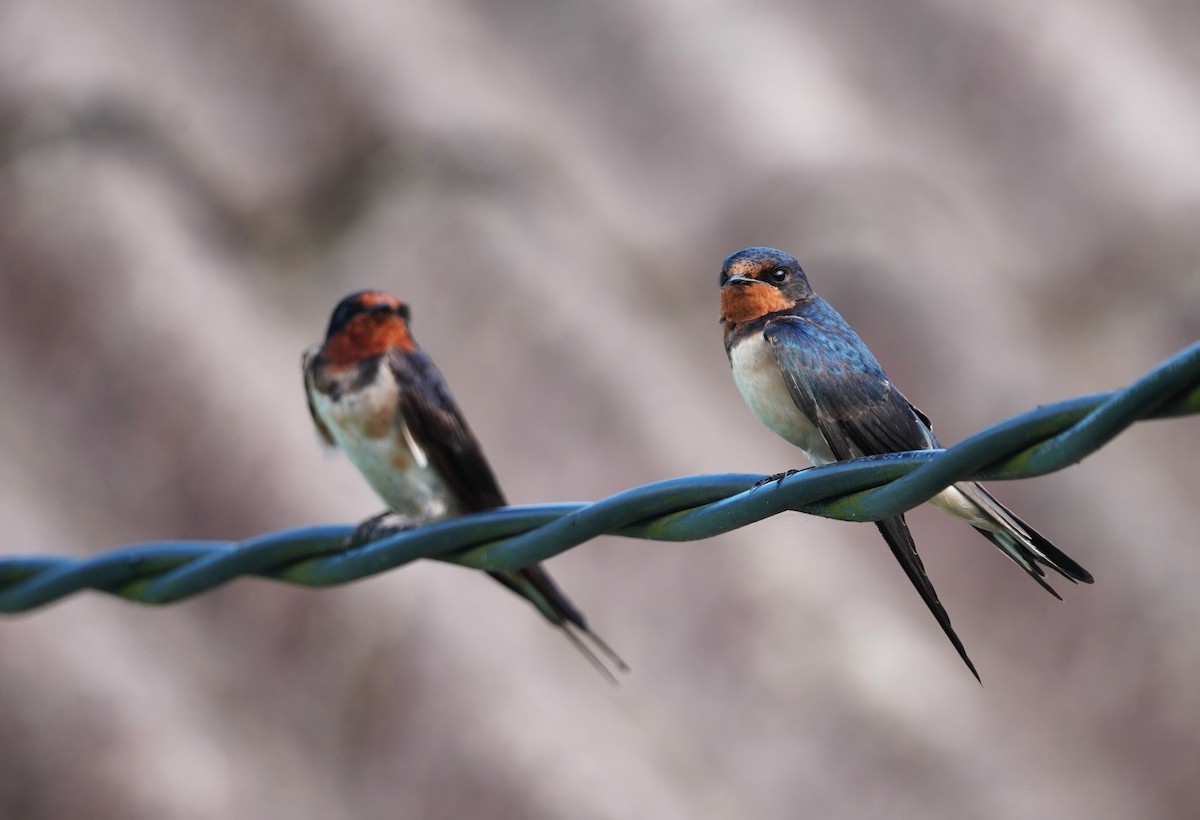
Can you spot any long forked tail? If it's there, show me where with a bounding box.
[490,567,629,684]
[875,516,980,682]
[956,483,1094,598]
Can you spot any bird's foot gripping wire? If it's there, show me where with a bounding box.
[752,469,801,490]
[343,511,420,552]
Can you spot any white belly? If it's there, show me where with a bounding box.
[729,335,836,466]
[309,375,459,521]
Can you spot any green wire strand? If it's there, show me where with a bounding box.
[2,341,1197,614]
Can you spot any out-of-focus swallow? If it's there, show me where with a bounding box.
[719,247,1093,680]
[303,290,625,680]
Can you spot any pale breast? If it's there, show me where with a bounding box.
[308,368,459,521]
[729,334,836,466]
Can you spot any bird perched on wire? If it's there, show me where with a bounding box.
[719,247,1093,679]
[303,290,625,680]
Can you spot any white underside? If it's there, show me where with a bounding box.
[730,334,836,465]
[929,485,994,529]
[309,368,458,521]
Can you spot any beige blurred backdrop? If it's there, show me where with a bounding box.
[2,1,1200,818]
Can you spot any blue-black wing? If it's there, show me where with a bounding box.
[764,313,979,680]
[386,350,626,677]
[386,349,508,512]
[762,313,932,460]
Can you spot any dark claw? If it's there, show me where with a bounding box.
[343,510,417,551]
[752,469,801,490]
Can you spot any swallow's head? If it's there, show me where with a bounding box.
[318,290,416,365]
[719,247,813,331]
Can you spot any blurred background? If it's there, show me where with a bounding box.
[2,1,1199,818]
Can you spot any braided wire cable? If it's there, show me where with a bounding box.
[2,341,1198,614]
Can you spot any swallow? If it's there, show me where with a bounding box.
[719,247,1093,680]
[303,290,625,680]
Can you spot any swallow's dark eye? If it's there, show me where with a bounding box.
[768,268,788,284]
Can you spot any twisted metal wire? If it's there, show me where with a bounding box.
[2,341,1198,614]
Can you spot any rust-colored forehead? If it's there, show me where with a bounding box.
[353,291,406,310]
[724,257,774,279]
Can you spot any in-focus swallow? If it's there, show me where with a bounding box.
[303,290,625,680]
[719,247,1093,680]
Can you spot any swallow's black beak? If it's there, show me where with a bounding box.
[721,274,755,288]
